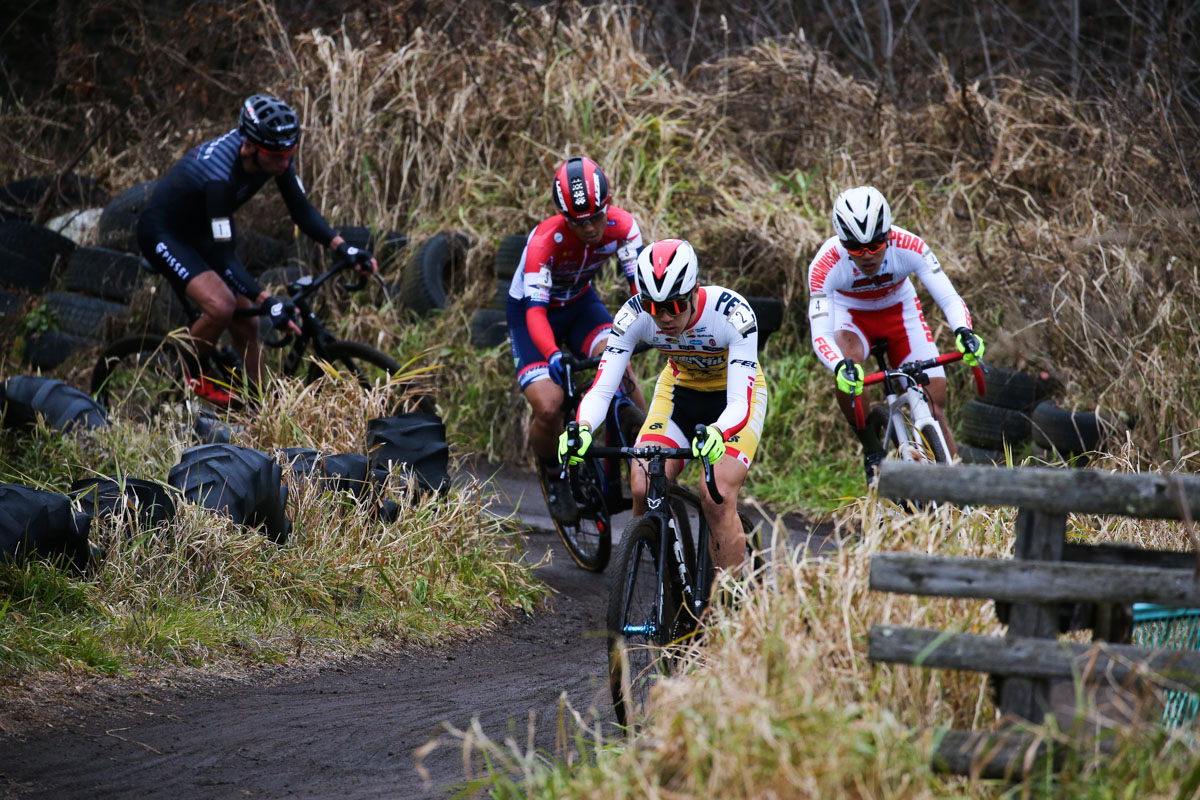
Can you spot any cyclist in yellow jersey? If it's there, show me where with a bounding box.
[560,239,768,575]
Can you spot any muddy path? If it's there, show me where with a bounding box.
[0,464,834,799]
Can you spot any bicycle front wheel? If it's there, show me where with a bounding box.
[539,458,611,571]
[607,515,684,728]
[917,421,950,464]
[91,333,191,421]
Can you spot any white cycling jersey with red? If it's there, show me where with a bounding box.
[806,225,972,370]
[577,285,760,436]
[506,206,642,307]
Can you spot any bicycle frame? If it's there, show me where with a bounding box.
[853,349,988,463]
[585,424,723,626]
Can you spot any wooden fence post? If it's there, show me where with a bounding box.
[999,508,1067,722]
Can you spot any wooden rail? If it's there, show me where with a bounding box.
[877,461,1200,519]
[870,553,1200,606]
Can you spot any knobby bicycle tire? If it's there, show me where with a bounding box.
[307,339,403,387]
[916,421,950,464]
[90,333,195,418]
[607,515,684,728]
[539,457,612,571]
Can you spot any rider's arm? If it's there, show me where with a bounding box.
[910,245,972,331]
[520,237,560,359]
[806,246,845,372]
[276,168,336,247]
[615,215,644,292]
[575,298,643,429]
[204,180,265,301]
[712,316,760,438]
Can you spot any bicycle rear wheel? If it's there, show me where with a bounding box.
[539,457,611,571]
[90,333,192,421]
[607,516,683,728]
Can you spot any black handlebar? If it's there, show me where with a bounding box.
[562,420,723,505]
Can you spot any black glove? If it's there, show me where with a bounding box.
[335,240,374,269]
[263,296,298,331]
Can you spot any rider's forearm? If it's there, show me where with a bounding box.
[807,294,843,370]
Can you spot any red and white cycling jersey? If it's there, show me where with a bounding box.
[806,225,972,371]
[506,206,642,307]
[578,285,763,439]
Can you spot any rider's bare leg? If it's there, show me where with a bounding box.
[702,456,749,573]
[926,376,959,457]
[228,294,263,386]
[525,376,565,463]
[185,271,235,359]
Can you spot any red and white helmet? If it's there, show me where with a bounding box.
[635,239,699,314]
[551,156,610,220]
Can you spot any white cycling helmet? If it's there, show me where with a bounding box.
[832,185,892,244]
[635,239,698,313]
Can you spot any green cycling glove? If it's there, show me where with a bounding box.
[954,327,986,367]
[834,358,865,395]
[691,425,726,462]
[557,425,593,465]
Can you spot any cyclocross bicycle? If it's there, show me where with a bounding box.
[576,421,756,727]
[541,349,647,572]
[91,258,405,418]
[853,341,987,465]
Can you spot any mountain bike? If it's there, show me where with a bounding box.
[853,342,987,464]
[579,421,756,727]
[91,259,404,418]
[540,349,646,572]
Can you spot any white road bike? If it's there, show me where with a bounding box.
[853,344,987,465]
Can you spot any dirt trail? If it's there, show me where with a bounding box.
[0,465,833,799]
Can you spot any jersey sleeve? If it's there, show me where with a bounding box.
[520,233,559,358]
[713,302,759,437]
[277,169,336,247]
[911,246,971,331]
[615,216,643,288]
[204,180,263,300]
[575,298,642,429]
[806,246,844,372]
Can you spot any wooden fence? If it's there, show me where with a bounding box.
[868,461,1200,779]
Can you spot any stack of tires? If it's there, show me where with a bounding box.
[956,367,1058,465]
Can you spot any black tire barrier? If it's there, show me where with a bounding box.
[25,330,102,370]
[0,244,54,293]
[957,443,1007,466]
[257,264,306,292]
[487,278,511,311]
[1030,401,1113,465]
[168,444,291,545]
[70,477,176,533]
[366,413,451,495]
[0,289,26,317]
[237,230,292,275]
[492,233,527,279]
[193,409,245,445]
[975,366,1058,412]
[278,448,400,521]
[469,308,508,349]
[959,398,1032,450]
[0,375,108,431]
[397,232,469,316]
[62,246,146,303]
[0,220,77,274]
[377,231,409,274]
[98,181,157,252]
[0,484,94,572]
[0,174,106,223]
[43,291,127,338]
